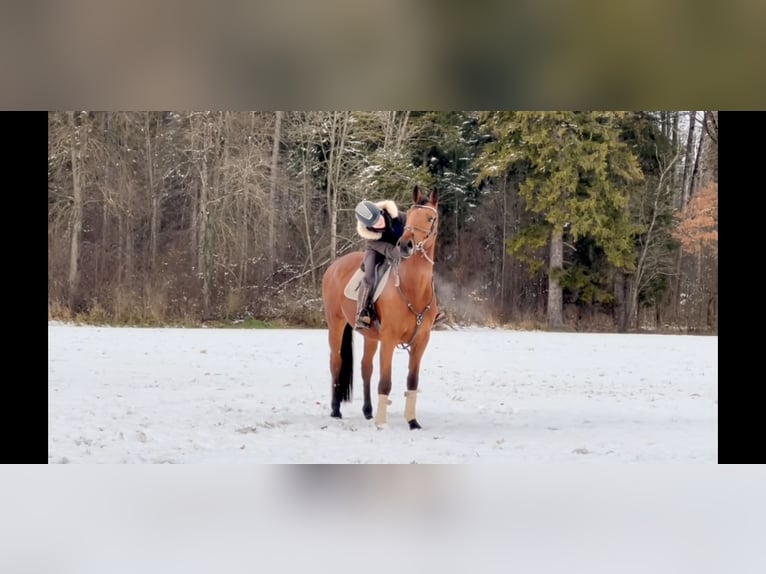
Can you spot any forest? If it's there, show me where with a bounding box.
[48,111,718,333]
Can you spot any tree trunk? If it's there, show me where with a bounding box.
[146,112,159,272]
[671,111,697,322]
[326,113,337,261]
[702,111,718,183]
[121,113,134,286]
[547,226,564,329]
[500,179,507,319]
[395,111,410,150]
[98,192,108,288]
[688,112,708,328]
[302,152,317,288]
[326,111,349,261]
[269,111,282,273]
[690,111,708,199]
[614,271,627,332]
[239,112,257,288]
[627,275,640,331]
[454,197,459,257]
[383,111,395,150]
[67,111,83,309]
[199,175,209,314]
[195,115,211,315]
[93,113,108,290]
[680,111,696,208]
[670,111,679,191]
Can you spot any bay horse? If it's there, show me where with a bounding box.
[321,186,439,429]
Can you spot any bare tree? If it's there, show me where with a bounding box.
[382,110,411,151]
[269,111,283,273]
[679,111,697,209]
[690,111,708,200]
[294,114,319,287]
[325,111,350,260]
[67,111,85,308]
[627,150,680,330]
[189,112,213,314]
[146,112,159,272]
[670,111,698,321]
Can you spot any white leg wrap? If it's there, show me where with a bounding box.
[374,394,392,427]
[404,390,418,422]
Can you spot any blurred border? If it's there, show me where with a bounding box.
[3,465,764,573]
[9,0,766,109]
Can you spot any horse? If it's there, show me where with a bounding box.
[321,186,440,429]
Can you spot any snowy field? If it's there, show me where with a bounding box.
[48,323,717,463]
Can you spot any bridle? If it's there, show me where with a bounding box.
[402,204,438,265]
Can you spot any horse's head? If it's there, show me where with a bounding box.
[398,186,439,261]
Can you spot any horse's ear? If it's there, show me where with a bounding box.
[429,187,438,206]
[412,185,421,205]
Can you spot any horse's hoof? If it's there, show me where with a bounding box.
[330,411,342,419]
[362,408,373,420]
[408,419,422,430]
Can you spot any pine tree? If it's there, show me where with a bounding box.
[477,111,644,328]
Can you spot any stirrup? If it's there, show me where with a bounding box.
[355,314,372,330]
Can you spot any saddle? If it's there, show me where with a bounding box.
[343,260,394,303]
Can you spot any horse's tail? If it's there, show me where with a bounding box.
[338,323,354,402]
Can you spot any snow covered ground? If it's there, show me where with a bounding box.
[48,323,717,463]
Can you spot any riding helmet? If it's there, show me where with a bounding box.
[355,200,382,228]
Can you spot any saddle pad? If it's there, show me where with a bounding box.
[343,265,394,302]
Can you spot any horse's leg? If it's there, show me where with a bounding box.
[404,332,431,430]
[374,338,396,427]
[329,322,353,418]
[361,336,378,420]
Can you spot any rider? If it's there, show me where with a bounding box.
[354,199,405,329]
